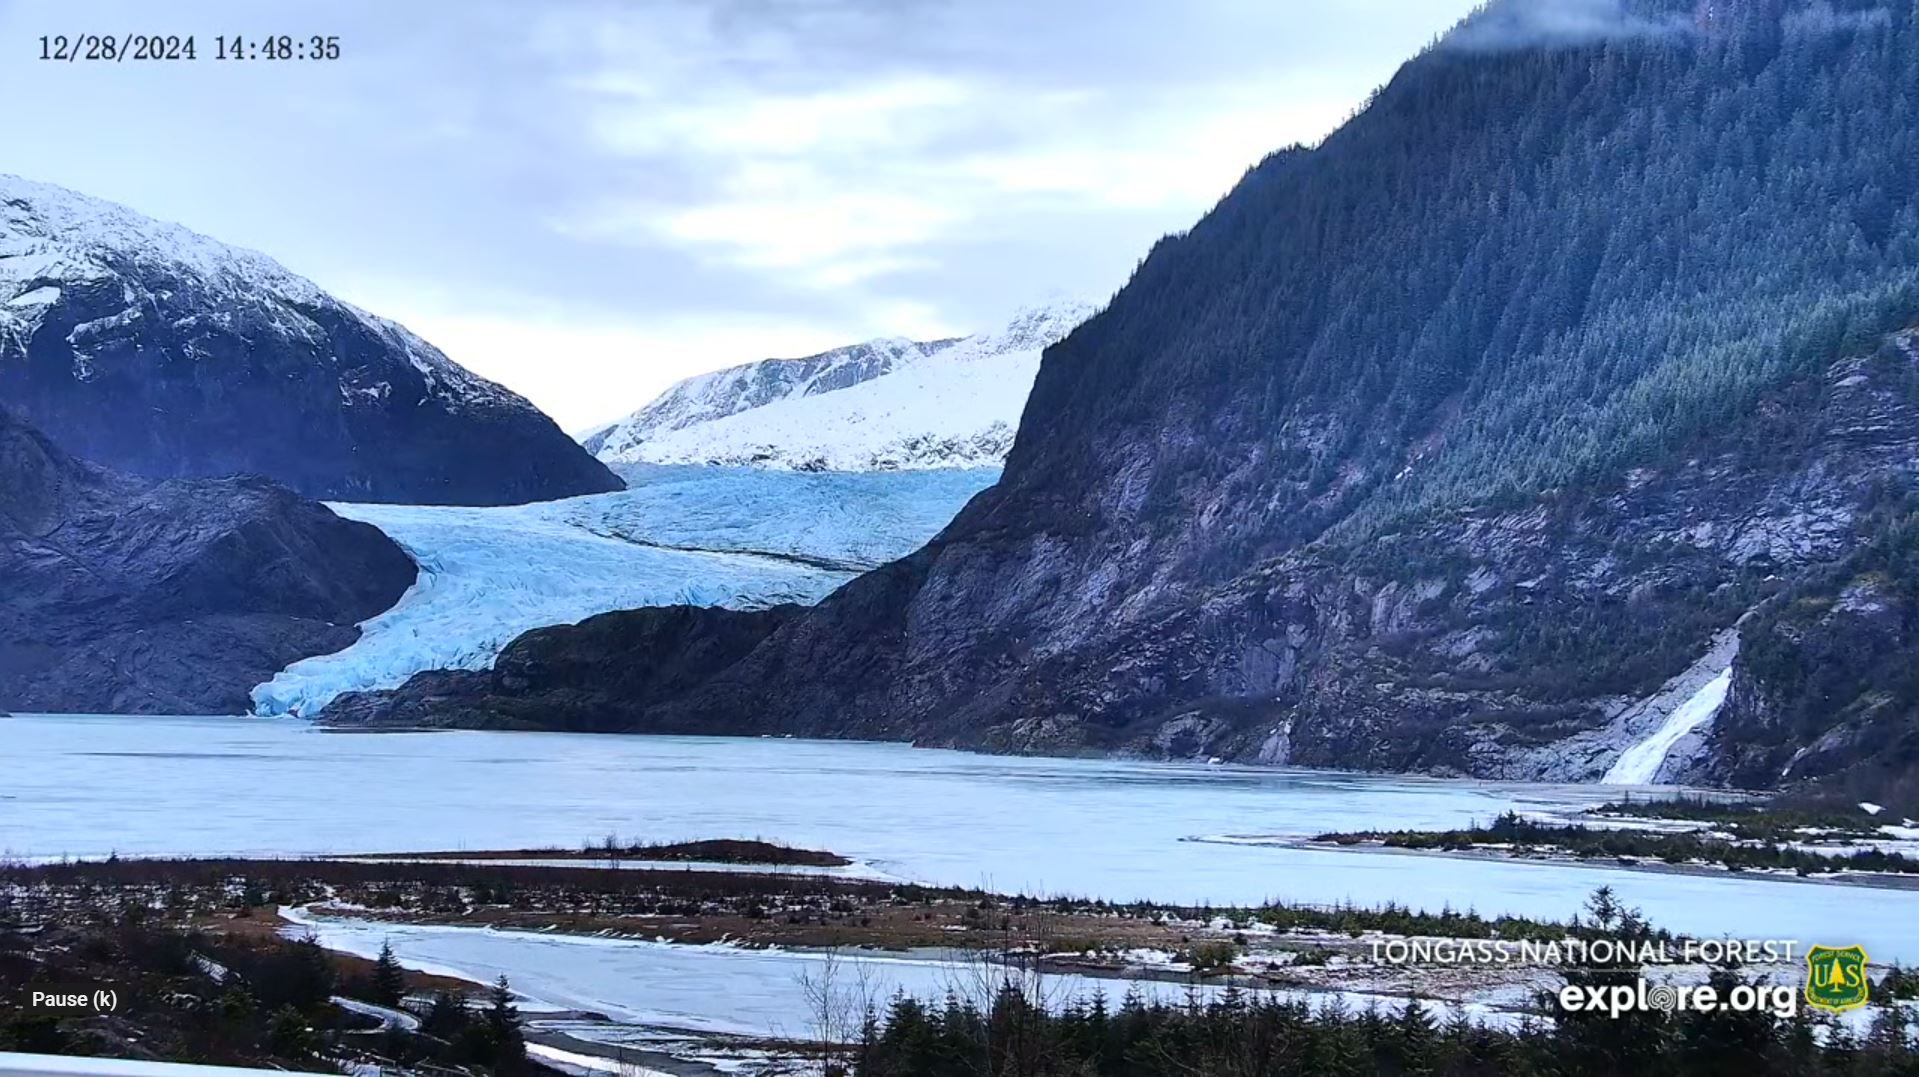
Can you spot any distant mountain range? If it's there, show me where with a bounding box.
[0,174,619,506]
[583,300,1095,471]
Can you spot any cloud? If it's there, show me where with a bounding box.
[0,0,1486,428]
[586,75,978,158]
[385,301,960,434]
[1442,0,1686,52]
[557,46,1358,288]
[1783,2,1893,35]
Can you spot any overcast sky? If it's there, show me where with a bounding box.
[1,0,1480,430]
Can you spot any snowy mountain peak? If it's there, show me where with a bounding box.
[0,174,528,412]
[962,297,1098,359]
[582,334,947,459]
[0,172,325,309]
[0,173,620,504]
[588,298,1096,472]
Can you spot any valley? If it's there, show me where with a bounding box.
[9,1,1919,1072]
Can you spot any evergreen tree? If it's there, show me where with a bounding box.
[370,941,405,1008]
[484,975,526,1076]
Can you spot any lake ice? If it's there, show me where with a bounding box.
[6,715,1916,963]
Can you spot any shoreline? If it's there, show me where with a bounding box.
[1243,837,1919,891]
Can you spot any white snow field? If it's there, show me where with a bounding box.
[1603,669,1734,785]
[250,466,998,717]
[589,300,1095,471]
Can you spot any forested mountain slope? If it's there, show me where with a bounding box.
[331,0,1919,807]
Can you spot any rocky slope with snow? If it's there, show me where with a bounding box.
[585,302,1094,471]
[0,407,415,714]
[0,174,620,505]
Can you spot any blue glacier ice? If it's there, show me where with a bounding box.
[250,466,999,717]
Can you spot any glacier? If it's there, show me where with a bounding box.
[251,465,999,717]
[581,336,939,457]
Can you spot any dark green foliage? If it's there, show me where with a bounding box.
[485,975,525,1073]
[265,1006,316,1060]
[859,890,1902,1077]
[1254,898,1583,944]
[0,901,531,1075]
[855,976,1915,1077]
[1595,792,1886,839]
[1725,485,1919,808]
[1026,0,1919,557]
[371,941,406,1008]
[1318,811,1919,874]
[1883,965,1919,1001]
[219,934,337,1012]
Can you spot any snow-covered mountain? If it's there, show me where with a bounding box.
[586,299,1096,471]
[0,173,620,505]
[581,336,954,456]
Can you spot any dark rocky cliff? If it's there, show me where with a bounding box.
[321,604,801,732]
[0,174,621,506]
[0,409,416,714]
[325,2,1919,807]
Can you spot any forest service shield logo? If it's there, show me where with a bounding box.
[1804,945,1870,1013]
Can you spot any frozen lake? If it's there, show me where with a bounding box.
[282,907,1238,1039]
[282,906,1526,1040]
[6,714,1918,961]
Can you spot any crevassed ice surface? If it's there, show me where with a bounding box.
[250,466,998,717]
[9,716,1919,962]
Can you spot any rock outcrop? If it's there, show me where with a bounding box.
[0,408,416,714]
[322,604,801,731]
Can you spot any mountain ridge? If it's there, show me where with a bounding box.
[586,299,1095,471]
[0,173,621,506]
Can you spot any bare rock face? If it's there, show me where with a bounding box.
[1702,541,1919,805]
[322,604,801,731]
[0,408,416,714]
[0,174,621,506]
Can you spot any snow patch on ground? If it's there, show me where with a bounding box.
[332,995,421,1032]
[525,1043,674,1077]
